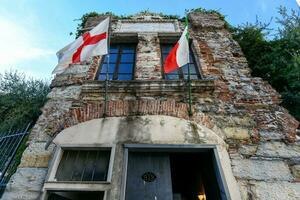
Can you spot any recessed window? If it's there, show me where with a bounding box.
[97,44,136,81]
[161,44,201,80]
[55,149,111,182]
[43,147,114,200]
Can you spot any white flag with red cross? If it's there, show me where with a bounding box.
[52,17,109,74]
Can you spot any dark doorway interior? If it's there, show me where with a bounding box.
[47,191,104,200]
[125,150,223,200]
[170,152,221,200]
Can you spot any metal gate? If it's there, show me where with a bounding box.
[0,123,31,197]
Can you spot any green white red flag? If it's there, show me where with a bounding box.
[164,26,189,73]
[52,17,109,74]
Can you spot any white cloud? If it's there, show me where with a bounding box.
[0,17,55,71]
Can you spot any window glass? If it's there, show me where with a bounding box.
[119,64,133,73]
[161,44,200,80]
[100,64,115,74]
[165,70,180,80]
[97,44,135,81]
[98,74,113,80]
[161,45,173,53]
[55,149,111,182]
[109,46,119,53]
[121,54,135,63]
[122,46,135,53]
[118,74,132,81]
[103,54,118,63]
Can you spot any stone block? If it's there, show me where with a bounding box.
[47,85,81,100]
[239,144,258,157]
[250,181,300,200]
[232,159,292,181]
[189,12,225,29]
[223,127,250,140]
[259,130,285,140]
[232,116,255,127]
[1,168,47,200]
[85,15,109,28]
[19,142,54,168]
[256,142,300,159]
[61,64,90,75]
[237,180,250,200]
[291,165,300,179]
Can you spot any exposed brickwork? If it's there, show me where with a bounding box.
[197,40,217,76]
[44,100,216,137]
[85,56,102,80]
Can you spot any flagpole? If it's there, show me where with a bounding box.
[188,60,192,116]
[186,16,192,117]
[104,16,111,117]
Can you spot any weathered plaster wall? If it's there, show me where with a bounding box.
[51,116,240,200]
[2,12,300,200]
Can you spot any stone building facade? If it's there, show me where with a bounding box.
[2,12,300,200]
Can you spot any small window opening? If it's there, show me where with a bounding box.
[55,149,111,182]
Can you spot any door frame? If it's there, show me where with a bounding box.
[120,144,232,200]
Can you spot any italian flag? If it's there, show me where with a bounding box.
[164,26,189,73]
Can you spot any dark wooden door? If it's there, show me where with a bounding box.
[126,152,173,200]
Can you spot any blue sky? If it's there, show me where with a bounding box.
[0,0,299,79]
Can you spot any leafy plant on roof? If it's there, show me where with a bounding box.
[74,10,179,37]
[134,9,179,19]
[74,11,130,38]
[185,8,225,20]
[74,11,99,38]
[185,7,230,29]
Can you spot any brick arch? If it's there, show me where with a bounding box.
[54,100,216,136]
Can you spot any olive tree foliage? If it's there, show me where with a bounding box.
[231,6,300,121]
[0,71,50,133]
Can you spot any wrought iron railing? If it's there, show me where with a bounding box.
[0,123,31,197]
